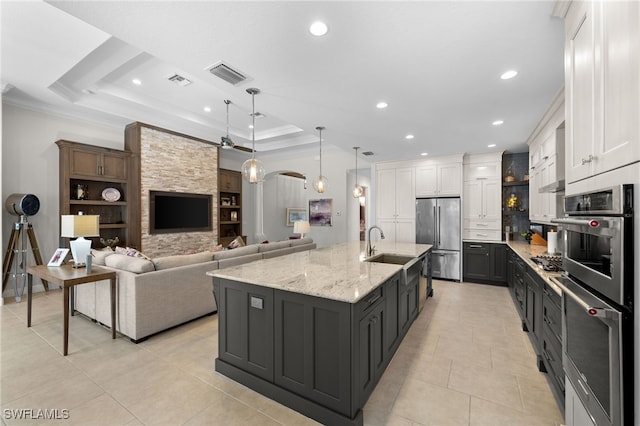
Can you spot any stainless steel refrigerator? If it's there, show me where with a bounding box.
[416,198,461,281]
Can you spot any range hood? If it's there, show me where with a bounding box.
[538,179,565,193]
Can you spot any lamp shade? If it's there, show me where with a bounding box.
[293,221,310,238]
[61,215,100,237]
[61,215,99,267]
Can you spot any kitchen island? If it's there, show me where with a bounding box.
[208,241,432,426]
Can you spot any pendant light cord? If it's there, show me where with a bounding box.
[251,92,256,160]
[319,127,323,176]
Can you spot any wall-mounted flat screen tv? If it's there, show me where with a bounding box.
[149,191,212,234]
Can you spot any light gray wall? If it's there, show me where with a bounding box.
[245,146,372,249]
[1,103,123,298]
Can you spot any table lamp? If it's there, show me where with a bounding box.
[293,221,310,239]
[61,215,100,267]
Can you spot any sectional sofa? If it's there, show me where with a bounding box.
[74,238,316,342]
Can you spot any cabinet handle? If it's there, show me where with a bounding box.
[543,349,554,363]
[366,293,381,306]
[476,223,488,226]
[476,233,488,237]
[468,244,483,248]
[581,155,594,165]
[543,155,549,160]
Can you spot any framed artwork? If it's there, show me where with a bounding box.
[47,248,69,267]
[309,199,332,226]
[286,208,308,226]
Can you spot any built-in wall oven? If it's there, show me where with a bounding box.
[551,184,634,426]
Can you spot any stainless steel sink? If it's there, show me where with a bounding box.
[364,253,416,266]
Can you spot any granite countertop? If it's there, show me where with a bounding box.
[507,241,562,295]
[207,241,432,303]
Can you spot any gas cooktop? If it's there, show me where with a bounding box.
[531,255,564,272]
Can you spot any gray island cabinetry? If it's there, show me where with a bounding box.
[209,242,431,426]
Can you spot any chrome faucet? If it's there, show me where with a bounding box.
[366,226,385,256]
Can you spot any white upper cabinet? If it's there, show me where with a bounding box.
[564,0,640,184]
[415,155,463,197]
[376,165,415,243]
[462,153,502,241]
[527,89,565,224]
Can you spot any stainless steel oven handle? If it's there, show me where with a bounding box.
[550,276,616,319]
[551,217,596,226]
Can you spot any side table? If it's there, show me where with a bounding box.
[27,264,117,355]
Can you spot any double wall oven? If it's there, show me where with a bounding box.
[551,184,635,426]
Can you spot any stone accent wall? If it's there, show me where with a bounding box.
[138,126,218,257]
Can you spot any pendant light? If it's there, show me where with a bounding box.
[312,126,328,193]
[352,147,364,198]
[220,99,235,149]
[241,88,266,184]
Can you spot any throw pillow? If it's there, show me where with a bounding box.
[115,246,151,260]
[226,236,245,250]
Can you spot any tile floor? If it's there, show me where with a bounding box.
[1,280,564,425]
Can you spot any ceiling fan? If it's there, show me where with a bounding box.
[219,100,254,153]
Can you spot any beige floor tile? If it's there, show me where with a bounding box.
[434,335,492,369]
[183,391,277,426]
[1,355,82,404]
[1,373,105,417]
[62,394,134,425]
[0,279,564,426]
[391,378,470,425]
[517,375,565,423]
[469,396,561,426]
[448,360,523,411]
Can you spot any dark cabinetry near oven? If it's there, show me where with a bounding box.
[463,242,507,284]
[539,282,565,408]
[506,246,564,412]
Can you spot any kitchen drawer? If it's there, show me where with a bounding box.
[543,290,562,344]
[463,229,501,241]
[463,218,500,230]
[543,283,561,310]
[356,287,384,317]
[542,328,564,393]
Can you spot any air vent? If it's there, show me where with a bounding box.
[362,151,374,156]
[206,61,248,86]
[167,74,192,87]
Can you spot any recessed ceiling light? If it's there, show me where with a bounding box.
[421,152,428,156]
[309,21,328,36]
[248,124,254,129]
[500,70,518,80]
[405,134,415,140]
[376,101,388,109]
[488,144,497,148]
[132,78,142,85]
[492,120,504,126]
[203,106,211,112]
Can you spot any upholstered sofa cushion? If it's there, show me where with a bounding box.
[290,237,314,247]
[153,251,213,271]
[91,248,115,265]
[257,240,290,252]
[105,253,155,273]
[213,244,260,260]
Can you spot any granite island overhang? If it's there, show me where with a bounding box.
[207,241,432,426]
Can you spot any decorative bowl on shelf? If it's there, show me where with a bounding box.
[101,188,121,202]
[504,175,515,183]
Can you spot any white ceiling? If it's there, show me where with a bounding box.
[1,1,565,162]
